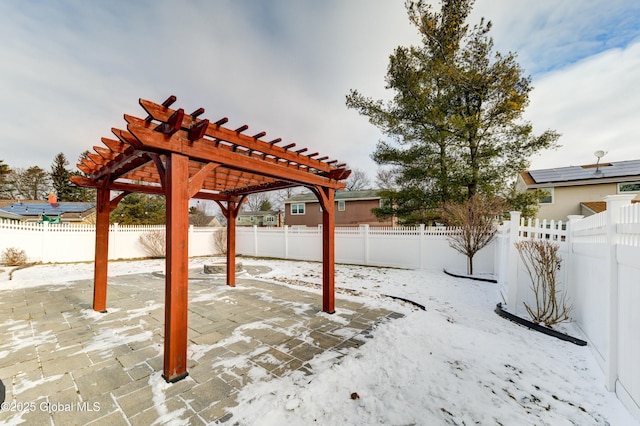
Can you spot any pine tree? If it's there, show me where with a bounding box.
[50,153,73,201]
[346,0,559,224]
[110,193,166,225]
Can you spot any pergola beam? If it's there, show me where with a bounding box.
[125,122,344,190]
[139,99,336,173]
[70,175,237,202]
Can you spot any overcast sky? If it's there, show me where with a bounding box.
[1,0,639,183]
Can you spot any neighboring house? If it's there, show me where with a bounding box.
[188,214,222,227]
[283,189,393,227]
[0,194,96,225]
[237,210,283,227]
[516,159,640,221]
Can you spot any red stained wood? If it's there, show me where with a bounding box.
[92,187,111,313]
[163,153,190,382]
[315,186,336,313]
[75,96,349,383]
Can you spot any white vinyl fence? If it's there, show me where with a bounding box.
[235,224,495,272]
[0,222,220,263]
[496,195,640,421]
[0,221,495,273]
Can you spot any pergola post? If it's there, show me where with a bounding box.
[93,186,111,313]
[226,201,238,287]
[216,198,244,288]
[163,153,190,383]
[317,187,336,314]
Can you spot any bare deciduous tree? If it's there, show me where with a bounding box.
[6,166,51,200]
[271,187,304,211]
[375,167,399,191]
[243,193,273,211]
[442,194,504,275]
[189,205,211,227]
[515,239,571,326]
[345,167,370,191]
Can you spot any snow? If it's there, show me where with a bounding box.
[1,257,637,425]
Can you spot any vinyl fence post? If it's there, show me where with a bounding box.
[41,221,49,263]
[565,215,583,321]
[419,224,425,270]
[506,211,521,312]
[362,224,370,265]
[111,222,119,260]
[284,225,289,259]
[253,225,258,257]
[603,194,635,391]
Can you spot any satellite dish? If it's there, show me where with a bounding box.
[594,150,607,174]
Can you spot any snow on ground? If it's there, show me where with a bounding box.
[1,257,637,425]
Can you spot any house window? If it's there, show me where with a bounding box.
[618,182,640,193]
[291,203,305,215]
[539,188,554,204]
[337,200,346,211]
[265,216,275,223]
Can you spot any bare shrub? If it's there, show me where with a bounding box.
[139,230,166,258]
[515,239,572,326]
[1,247,28,266]
[213,229,227,255]
[442,194,505,275]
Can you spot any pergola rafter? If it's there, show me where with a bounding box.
[71,96,350,383]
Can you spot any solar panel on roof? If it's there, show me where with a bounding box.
[528,160,640,184]
[0,202,94,216]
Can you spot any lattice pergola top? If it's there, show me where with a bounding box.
[71,96,351,199]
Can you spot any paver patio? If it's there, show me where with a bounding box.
[0,267,402,424]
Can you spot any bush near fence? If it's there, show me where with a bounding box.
[495,195,640,421]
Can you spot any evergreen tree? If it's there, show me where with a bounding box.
[346,0,559,224]
[110,193,166,225]
[50,153,73,201]
[71,151,96,202]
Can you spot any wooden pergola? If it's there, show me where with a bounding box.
[71,96,350,382]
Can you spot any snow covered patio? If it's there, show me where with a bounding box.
[0,258,636,425]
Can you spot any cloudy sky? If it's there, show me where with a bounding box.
[1,0,639,182]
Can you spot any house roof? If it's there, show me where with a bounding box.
[238,210,280,216]
[284,189,380,203]
[520,159,640,188]
[0,201,95,217]
[580,201,607,214]
[581,199,640,215]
